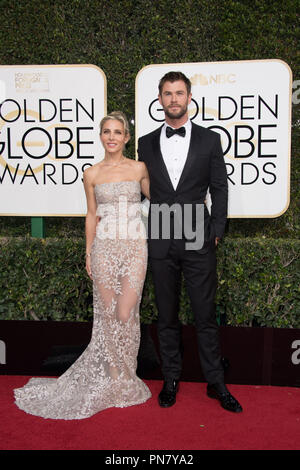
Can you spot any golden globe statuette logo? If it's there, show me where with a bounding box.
[15,72,50,93]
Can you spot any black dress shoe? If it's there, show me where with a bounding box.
[158,380,179,408]
[207,383,243,413]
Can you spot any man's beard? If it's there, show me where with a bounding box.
[164,103,188,120]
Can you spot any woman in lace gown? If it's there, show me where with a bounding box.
[14,111,151,419]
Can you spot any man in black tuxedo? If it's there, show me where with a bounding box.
[138,71,242,413]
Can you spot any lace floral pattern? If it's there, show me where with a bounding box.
[14,181,151,420]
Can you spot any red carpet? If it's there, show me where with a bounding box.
[0,376,299,450]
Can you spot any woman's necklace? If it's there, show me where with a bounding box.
[104,156,125,167]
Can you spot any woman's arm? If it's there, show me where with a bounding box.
[83,169,97,279]
[139,161,150,200]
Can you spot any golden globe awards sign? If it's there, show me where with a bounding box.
[0,64,106,216]
[136,60,292,217]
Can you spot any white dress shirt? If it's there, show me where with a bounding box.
[160,119,192,190]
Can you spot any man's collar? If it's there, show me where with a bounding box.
[163,119,191,132]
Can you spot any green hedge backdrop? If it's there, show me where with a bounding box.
[0,0,299,326]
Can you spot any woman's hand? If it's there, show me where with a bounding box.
[86,254,92,279]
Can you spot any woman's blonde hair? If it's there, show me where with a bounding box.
[99,111,130,138]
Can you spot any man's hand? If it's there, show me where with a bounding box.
[215,237,220,246]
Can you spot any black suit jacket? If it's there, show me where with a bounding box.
[138,122,228,258]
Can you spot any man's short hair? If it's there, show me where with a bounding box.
[158,71,192,96]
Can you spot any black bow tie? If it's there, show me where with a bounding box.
[166,126,186,138]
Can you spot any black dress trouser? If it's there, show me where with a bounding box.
[150,238,224,386]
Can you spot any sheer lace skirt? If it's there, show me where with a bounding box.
[14,235,151,420]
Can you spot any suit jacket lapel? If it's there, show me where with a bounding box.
[176,122,199,192]
[152,125,174,191]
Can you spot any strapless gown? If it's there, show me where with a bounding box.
[14,180,151,419]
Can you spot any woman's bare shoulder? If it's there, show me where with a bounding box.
[83,162,102,183]
[126,158,147,172]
